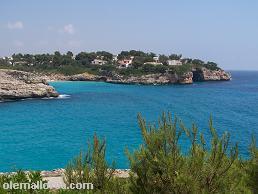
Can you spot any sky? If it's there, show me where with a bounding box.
[1,0,258,70]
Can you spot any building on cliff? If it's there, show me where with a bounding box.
[118,56,134,68]
[91,59,108,65]
[143,62,163,66]
[167,59,182,66]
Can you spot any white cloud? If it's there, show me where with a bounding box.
[13,40,24,47]
[63,24,75,34]
[7,21,23,30]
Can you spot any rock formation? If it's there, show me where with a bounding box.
[192,68,231,82]
[67,72,106,81]
[0,69,59,101]
[178,72,193,84]
[38,68,230,85]
[106,72,193,85]
[0,66,231,101]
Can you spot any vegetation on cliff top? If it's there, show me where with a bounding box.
[0,50,221,76]
[0,113,257,193]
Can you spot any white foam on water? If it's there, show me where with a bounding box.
[42,97,55,100]
[57,94,71,99]
[41,94,70,100]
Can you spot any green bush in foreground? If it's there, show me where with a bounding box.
[0,171,48,193]
[127,113,252,193]
[63,134,130,194]
[245,136,258,193]
[0,113,257,193]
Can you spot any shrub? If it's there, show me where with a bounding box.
[63,134,129,193]
[245,136,258,193]
[126,113,251,194]
[0,171,48,194]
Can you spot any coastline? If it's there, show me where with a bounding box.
[41,67,231,85]
[0,68,231,101]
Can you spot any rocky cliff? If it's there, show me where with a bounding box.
[192,68,231,82]
[67,72,106,81]
[38,67,230,85]
[105,72,193,85]
[0,67,231,101]
[38,72,106,82]
[63,68,230,85]
[103,68,230,85]
[41,72,193,85]
[0,69,59,101]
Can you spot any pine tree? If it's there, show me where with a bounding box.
[127,113,249,194]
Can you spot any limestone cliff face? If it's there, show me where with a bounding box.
[40,72,106,81]
[0,69,59,101]
[0,67,231,101]
[178,72,193,84]
[106,74,171,85]
[106,72,193,85]
[38,68,230,85]
[192,68,231,82]
[67,72,106,81]
[105,67,229,85]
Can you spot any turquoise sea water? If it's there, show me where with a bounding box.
[0,71,258,172]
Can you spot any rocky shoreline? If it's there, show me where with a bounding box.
[40,67,231,85]
[192,68,231,82]
[0,169,130,189]
[0,69,59,101]
[0,68,231,101]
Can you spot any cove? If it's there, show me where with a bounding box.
[0,71,258,172]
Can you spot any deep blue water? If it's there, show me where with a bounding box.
[0,71,258,172]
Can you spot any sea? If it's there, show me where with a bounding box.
[0,71,257,172]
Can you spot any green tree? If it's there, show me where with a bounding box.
[128,50,145,57]
[192,59,204,65]
[66,51,73,59]
[204,61,220,70]
[245,136,258,193]
[53,51,62,66]
[64,134,116,193]
[96,51,113,61]
[169,54,182,60]
[75,52,96,65]
[117,51,130,60]
[159,54,169,65]
[54,51,61,56]
[127,113,248,194]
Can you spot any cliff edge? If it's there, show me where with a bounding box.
[0,69,59,101]
[192,68,231,82]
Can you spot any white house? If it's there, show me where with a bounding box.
[112,55,118,62]
[153,56,159,62]
[143,56,163,65]
[2,56,13,61]
[13,61,27,65]
[118,59,133,68]
[91,59,108,65]
[118,56,134,68]
[143,62,163,66]
[167,60,182,66]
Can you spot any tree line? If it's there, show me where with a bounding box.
[0,50,220,76]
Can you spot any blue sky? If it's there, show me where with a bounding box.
[1,0,258,70]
